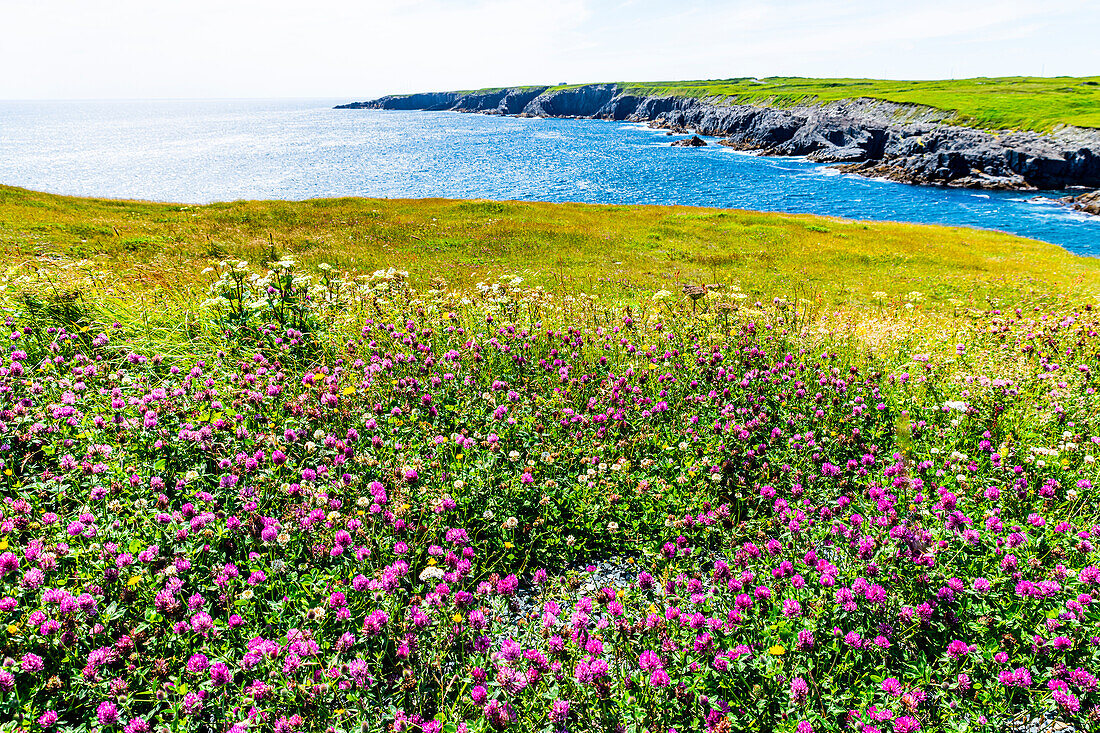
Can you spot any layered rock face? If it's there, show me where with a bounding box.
[337,86,1100,191]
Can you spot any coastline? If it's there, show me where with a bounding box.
[338,84,1100,196]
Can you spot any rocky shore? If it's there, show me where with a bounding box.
[337,84,1100,194]
[1063,189,1100,215]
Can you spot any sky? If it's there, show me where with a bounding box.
[2,0,1097,100]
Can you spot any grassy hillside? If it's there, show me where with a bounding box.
[2,184,1097,315]
[454,76,1100,133]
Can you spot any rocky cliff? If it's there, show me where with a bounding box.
[336,85,1100,191]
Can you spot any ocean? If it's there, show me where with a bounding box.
[0,98,1097,254]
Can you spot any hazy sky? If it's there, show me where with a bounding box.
[3,0,1097,100]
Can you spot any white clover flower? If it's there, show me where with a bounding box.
[419,566,445,582]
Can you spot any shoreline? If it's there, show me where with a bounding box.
[338,84,1100,197]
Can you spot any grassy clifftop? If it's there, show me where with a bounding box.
[455,76,1100,133]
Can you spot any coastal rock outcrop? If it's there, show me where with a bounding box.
[521,84,619,118]
[1063,189,1100,215]
[337,85,1100,191]
[671,135,707,147]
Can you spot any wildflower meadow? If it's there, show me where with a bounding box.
[1,257,1099,733]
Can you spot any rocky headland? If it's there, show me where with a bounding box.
[337,84,1100,196]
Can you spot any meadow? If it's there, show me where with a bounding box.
[1,187,1100,732]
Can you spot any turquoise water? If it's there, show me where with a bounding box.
[1,98,1097,254]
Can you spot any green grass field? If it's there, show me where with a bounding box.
[455,76,1100,133]
[2,184,1098,315]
